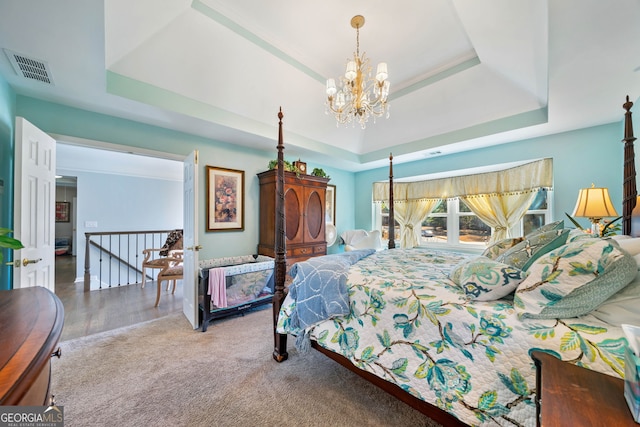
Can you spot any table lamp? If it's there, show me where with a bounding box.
[571,184,618,235]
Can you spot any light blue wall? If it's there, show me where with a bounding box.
[322,167,355,254]
[0,74,16,290]
[354,122,627,232]
[13,96,356,266]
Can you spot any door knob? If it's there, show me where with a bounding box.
[22,258,42,267]
[186,245,202,251]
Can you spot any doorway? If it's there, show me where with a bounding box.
[54,143,185,339]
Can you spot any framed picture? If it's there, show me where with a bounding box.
[326,184,336,225]
[56,202,70,222]
[206,166,244,232]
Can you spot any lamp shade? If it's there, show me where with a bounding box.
[571,186,619,219]
[375,63,388,82]
[326,79,337,96]
[631,195,640,237]
[345,61,357,81]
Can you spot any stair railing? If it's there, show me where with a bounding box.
[83,230,174,290]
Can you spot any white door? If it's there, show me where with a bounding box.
[182,150,199,328]
[13,117,56,290]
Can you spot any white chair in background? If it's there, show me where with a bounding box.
[340,229,384,252]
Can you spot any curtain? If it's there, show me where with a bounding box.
[460,191,538,243]
[394,199,440,248]
[373,158,553,203]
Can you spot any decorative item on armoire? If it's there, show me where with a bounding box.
[293,159,307,174]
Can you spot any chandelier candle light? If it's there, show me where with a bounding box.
[325,15,390,129]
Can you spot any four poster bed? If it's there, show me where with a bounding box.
[269,98,640,426]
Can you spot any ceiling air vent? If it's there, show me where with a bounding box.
[3,49,54,85]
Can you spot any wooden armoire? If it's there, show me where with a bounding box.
[257,169,330,265]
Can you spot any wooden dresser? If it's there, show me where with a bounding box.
[531,351,636,426]
[257,169,329,266]
[0,287,64,405]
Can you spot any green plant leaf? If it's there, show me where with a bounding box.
[0,235,24,250]
[601,216,622,237]
[564,212,584,230]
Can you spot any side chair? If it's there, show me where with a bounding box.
[155,250,183,307]
[141,229,183,289]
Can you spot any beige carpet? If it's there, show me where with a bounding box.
[51,307,443,427]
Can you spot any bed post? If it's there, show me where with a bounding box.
[622,95,637,236]
[388,153,396,249]
[273,108,289,362]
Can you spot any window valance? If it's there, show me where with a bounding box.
[373,158,553,203]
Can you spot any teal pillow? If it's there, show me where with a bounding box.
[453,257,528,301]
[513,238,637,319]
[481,237,524,260]
[496,228,570,271]
[525,220,564,239]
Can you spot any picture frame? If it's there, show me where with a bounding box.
[206,166,245,232]
[326,184,336,225]
[56,201,70,222]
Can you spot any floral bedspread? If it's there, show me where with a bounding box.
[276,248,628,427]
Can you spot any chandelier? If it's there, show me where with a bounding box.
[325,15,390,129]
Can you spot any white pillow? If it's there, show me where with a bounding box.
[611,235,633,240]
[340,230,368,245]
[614,237,640,256]
[590,270,640,326]
[347,230,383,251]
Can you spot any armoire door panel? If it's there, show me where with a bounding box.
[306,190,323,240]
[284,187,302,242]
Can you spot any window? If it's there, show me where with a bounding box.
[378,202,399,241]
[420,199,491,246]
[520,189,549,236]
[421,201,446,242]
[374,189,552,248]
[457,200,492,245]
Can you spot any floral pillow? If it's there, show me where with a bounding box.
[452,257,528,301]
[496,228,570,271]
[513,238,637,319]
[566,228,599,243]
[481,237,524,260]
[448,260,466,284]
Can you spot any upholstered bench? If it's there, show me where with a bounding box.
[198,255,274,332]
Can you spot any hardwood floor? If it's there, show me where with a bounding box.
[54,255,183,341]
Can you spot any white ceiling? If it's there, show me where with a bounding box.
[1,0,640,172]
[56,143,183,182]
